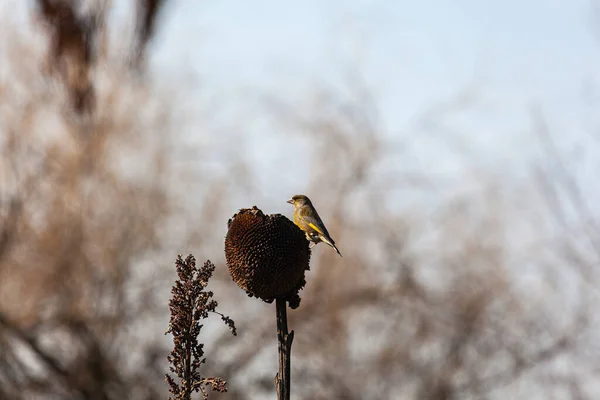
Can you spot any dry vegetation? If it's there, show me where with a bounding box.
[1,1,599,400]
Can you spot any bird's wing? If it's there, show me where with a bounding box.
[303,214,334,243]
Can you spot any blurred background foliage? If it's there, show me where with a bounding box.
[1,1,599,399]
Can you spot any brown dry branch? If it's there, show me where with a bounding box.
[166,255,236,400]
[36,0,102,113]
[34,0,168,113]
[135,0,169,67]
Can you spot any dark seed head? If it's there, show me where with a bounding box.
[225,206,310,308]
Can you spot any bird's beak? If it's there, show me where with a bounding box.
[286,199,294,204]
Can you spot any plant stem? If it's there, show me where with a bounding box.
[274,298,294,400]
[184,294,193,400]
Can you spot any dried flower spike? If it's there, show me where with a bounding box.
[165,255,236,400]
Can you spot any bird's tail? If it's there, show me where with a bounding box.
[321,235,343,257]
[332,244,343,257]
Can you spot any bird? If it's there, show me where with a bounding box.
[287,194,342,257]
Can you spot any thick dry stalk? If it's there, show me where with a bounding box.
[274,298,294,400]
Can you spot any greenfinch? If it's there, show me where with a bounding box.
[287,194,342,257]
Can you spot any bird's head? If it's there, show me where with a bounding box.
[287,194,311,208]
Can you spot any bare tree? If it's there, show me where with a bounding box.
[0,2,198,399]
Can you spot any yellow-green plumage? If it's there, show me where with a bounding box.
[287,194,342,257]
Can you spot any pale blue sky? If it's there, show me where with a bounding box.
[148,0,600,211]
[154,0,599,112]
[5,0,597,212]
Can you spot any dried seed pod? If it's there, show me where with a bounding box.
[225,206,310,308]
